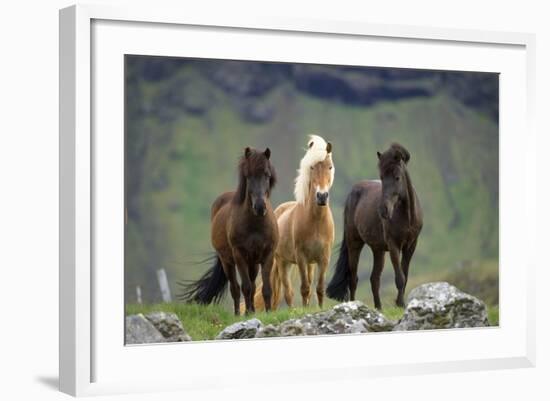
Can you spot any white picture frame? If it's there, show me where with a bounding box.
[59,4,536,397]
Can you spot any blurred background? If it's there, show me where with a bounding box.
[125,55,498,310]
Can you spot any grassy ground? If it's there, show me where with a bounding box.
[126,302,499,341]
[126,303,322,341]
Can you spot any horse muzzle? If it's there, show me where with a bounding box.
[379,203,394,220]
[252,202,267,216]
[316,192,329,206]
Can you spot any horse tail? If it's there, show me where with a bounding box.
[177,255,228,304]
[326,186,362,301]
[325,237,351,301]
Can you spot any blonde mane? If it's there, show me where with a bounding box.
[294,135,334,205]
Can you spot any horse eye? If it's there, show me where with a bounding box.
[395,176,400,181]
[329,166,333,170]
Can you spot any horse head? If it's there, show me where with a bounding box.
[295,135,334,206]
[309,141,334,206]
[236,147,277,216]
[376,143,410,220]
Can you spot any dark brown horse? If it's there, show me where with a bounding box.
[326,143,422,309]
[178,147,279,315]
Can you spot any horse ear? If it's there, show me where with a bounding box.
[392,144,410,164]
[264,147,271,160]
[244,147,251,158]
[326,142,332,154]
[402,150,411,163]
[377,151,382,160]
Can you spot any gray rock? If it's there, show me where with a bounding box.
[348,320,370,334]
[253,301,393,338]
[144,312,192,342]
[332,301,396,332]
[216,318,263,340]
[125,314,166,345]
[280,321,310,336]
[256,324,281,338]
[393,282,490,331]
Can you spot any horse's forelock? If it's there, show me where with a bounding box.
[246,150,273,176]
[378,154,399,175]
[390,143,410,163]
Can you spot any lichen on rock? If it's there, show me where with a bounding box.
[393,282,489,331]
[216,318,263,340]
[144,311,192,342]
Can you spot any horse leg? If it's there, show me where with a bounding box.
[347,241,364,301]
[297,255,311,307]
[222,260,240,316]
[307,264,315,288]
[401,239,418,291]
[233,249,253,314]
[279,261,294,307]
[308,263,318,306]
[370,249,385,310]
[260,252,274,312]
[316,256,329,308]
[269,258,281,310]
[388,243,405,308]
[248,264,260,313]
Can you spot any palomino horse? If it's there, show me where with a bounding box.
[178,147,279,315]
[268,135,335,309]
[326,143,422,309]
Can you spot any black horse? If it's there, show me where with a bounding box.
[326,143,423,309]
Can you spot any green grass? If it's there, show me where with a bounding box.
[126,301,499,341]
[126,303,330,341]
[487,305,499,326]
[381,306,406,322]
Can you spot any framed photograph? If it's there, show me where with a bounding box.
[59,4,536,397]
